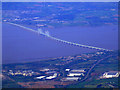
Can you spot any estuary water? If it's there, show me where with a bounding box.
[2,23,118,64]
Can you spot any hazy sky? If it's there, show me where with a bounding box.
[2,0,120,2]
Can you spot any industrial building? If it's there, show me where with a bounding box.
[36,76,46,79]
[62,77,80,81]
[67,73,84,76]
[100,71,119,79]
[65,69,70,72]
[46,73,57,80]
[40,68,50,72]
[70,69,85,73]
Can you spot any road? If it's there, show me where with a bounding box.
[81,55,112,81]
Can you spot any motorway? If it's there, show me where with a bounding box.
[81,55,112,81]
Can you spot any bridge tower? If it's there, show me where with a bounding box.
[45,31,50,37]
[38,28,43,34]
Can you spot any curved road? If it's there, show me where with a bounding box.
[81,55,112,81]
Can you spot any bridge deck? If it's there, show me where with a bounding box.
[7,22,113,52]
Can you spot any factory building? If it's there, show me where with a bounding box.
[100,71,119,79]
[67,73,84,76]
[61,77,80,81]
[70,69,85,73]
[46,73,57,80]
[65,69,70,72]
[36,76,46,79]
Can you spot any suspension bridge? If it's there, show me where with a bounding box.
[7,22,113,51]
